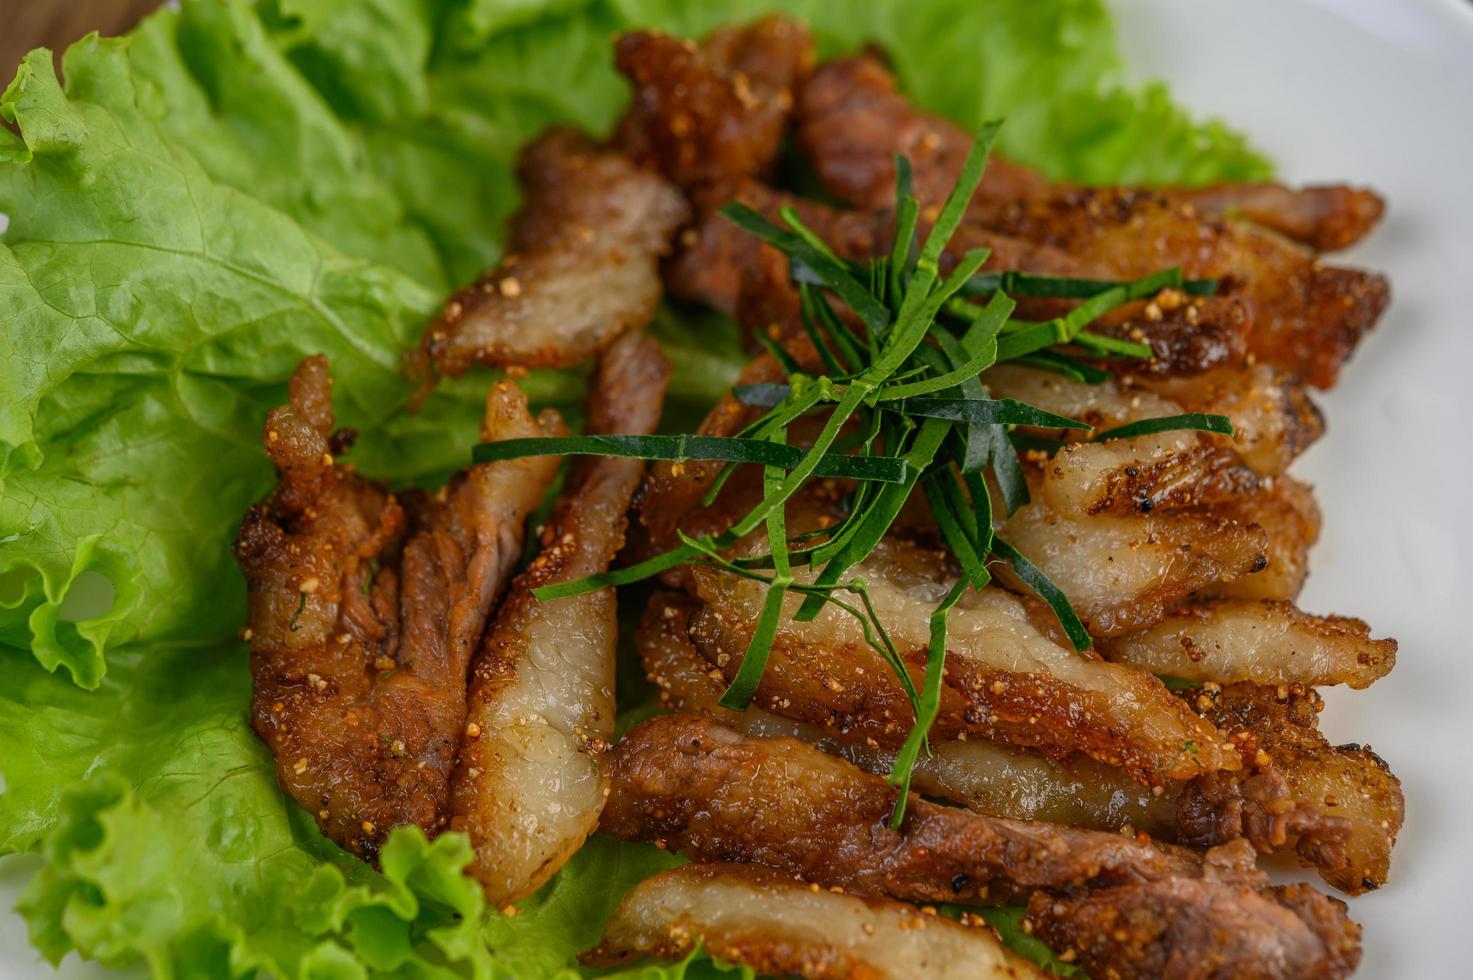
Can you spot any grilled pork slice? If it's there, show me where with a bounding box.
[981,188,1388,389]
[640,589,1178,837]
[409,129,688,394]
[986,363,1323,516]
[669,181,1253,379]
[796,55,1382,253]
[666,179,1097,322]
[688,520,1239,783]
[584,863,1045,979]
[236,357,564,856]
[1166,182,1385,252]
[450,330,670,904]
[1204,476,1322,602]
[641,590,1376,891]
[1098,599,1396,689]
[795,56,1389,387]
[1028,878,1361,980]
[994,496,1269,637]
[794,56,1051,214]
[1185,684,1404,894]
[603,715,1361,979]
[1135,365,1326,476]
[614,17,813,188]
[603,714,1203,905]
[995,473,1321,636]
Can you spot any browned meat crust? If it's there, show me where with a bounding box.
[798,55,1382,253]
[794,56,1051,214]
[640,591,1386,893]
[1085,292,1252,378]
[982,189,1390,388]
[585,863,1045,978]
[1097,599,1396,689]
[687,519,1241,783]
[451,330,670,904]
[795,57,1390,386]
[409,129,688,395]
[1203,476,1322,603]
[1170,182,1385,252]
[1027,877,1361,980]
[604,715,1360,979]
[700,17,817,96]
[614,18,813,189]
[236,357,564,856]
[1183,684,1404,894]
[667,180,885,319]
[994,495,1269,637]
[603,713,1203,906]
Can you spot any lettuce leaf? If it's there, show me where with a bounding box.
[0,637,697,978]
[0,0,1271,976]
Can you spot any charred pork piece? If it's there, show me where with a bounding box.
[603,715,1361,979]
[796,57,1389,386]
[236,356,564,855]
[797,55,1383,253]
[410,129,688,395]
[614,17,814,188]
[451,330,670,903]
[586,863,1046,979]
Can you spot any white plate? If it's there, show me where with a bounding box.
[1113,1,1473,976]
[3,0,1471,976]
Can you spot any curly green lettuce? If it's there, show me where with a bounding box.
[0,0,1270,976]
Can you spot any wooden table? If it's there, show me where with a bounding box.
[2,0,162,84]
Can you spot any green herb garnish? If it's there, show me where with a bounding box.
[1094,412,1235,441]
[472,124,1231,823]
[473,433,910,483]
[288,590,308,633]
